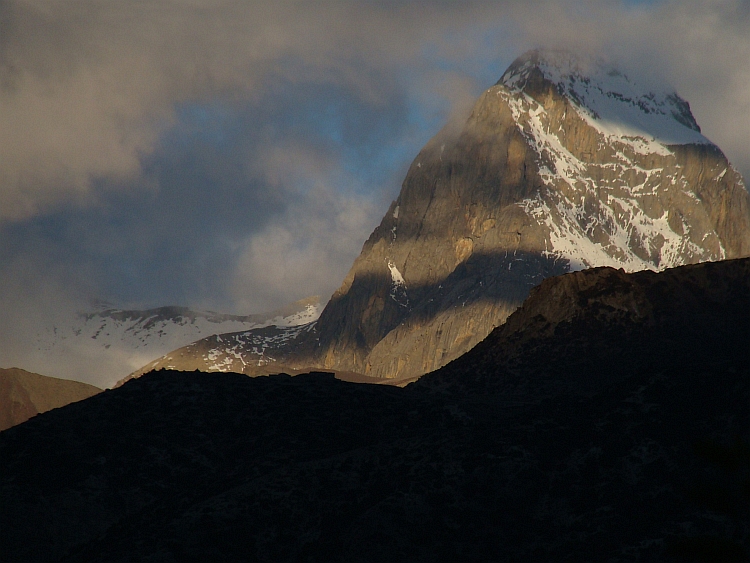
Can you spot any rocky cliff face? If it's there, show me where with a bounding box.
[132,49,750,383]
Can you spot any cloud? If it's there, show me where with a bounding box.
[229,167,380,312]
[0,236,93,378]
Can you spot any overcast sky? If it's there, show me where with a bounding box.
[1,0,749,349]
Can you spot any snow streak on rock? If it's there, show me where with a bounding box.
[387,260,409,307]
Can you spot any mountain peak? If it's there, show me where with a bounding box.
[127,50,750,384]
[500,49,709,150]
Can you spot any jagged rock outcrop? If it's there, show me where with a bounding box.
[131,49,750,383]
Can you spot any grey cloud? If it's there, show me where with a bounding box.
[228,171,380,313]
[0,0,507,221]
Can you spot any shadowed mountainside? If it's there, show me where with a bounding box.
[0,368,101,431]
[0,257,748,561]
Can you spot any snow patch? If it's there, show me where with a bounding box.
[387,260,409,307]
[388,260,406,287]
[202,321,318,372]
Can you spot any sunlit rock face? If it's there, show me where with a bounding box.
[132,49,750,383]
[0,368,101,431]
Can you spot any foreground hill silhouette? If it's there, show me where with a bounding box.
[1,258,748,561]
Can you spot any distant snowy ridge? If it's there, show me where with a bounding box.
[32,297,321,388]
[203,322,317,372]
[136,312,320,376]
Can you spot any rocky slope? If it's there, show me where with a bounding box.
[1,257,747,561]
[0,368,101,431]
[135,49,750,383]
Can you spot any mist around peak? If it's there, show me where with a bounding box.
[501,48,712,149]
